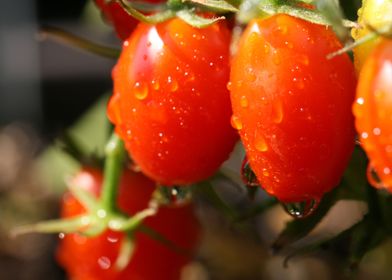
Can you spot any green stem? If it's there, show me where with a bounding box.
[39,26,120,59]
[100,133,126,212]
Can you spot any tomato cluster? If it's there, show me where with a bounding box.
[57,168,199,280]
[106,6,358,203]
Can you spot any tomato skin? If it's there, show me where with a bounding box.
[57,168,200,280]
[230,15,357,202]
[354,39,392,191]
[94,0,162,40]
[94,0,139,40]
[108,19,238,186]
[351,0,392,73]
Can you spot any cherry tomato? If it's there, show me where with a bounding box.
[94,0,162,40]
[351,0,392,73]
[229,15,357,203]
[108,19,238,186]
[353,39,392,191]
[57,167,200,280]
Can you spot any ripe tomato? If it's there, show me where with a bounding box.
[353,39,392,191]
[108,19,238,186]
[57,167,200,280]
[351,0,392,73]
[94,0,162,40]
[230,15,357,203]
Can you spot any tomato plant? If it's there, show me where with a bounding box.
[57,167,200,280]
[229,14,357,203]
[108,18,238,186]
[353,39,392,191]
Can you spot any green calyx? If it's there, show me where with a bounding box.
[116,0,238,27]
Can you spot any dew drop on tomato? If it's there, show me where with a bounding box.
[272,100,283,124]
[230,115,243,130]
[97,256,111,270]
[281,198,320,219]
[134,82,148,100]
[254,134,268,152]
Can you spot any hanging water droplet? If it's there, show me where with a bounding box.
[367,164,386,189]
[241,156,259,187]
[231,115,243,130]
[154,186,192,206]
[282,198,320,219]
[134,82,148,100]
[58,233,65,239]
[272,100,283,123]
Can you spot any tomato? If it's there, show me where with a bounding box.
[94,0,162,40]
[229,15,357,203]
[353,39,392,191]
[57,168,200,280]
[108,19,238,186]
[351,0,392,73]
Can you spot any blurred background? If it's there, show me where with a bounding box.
[3,1,392,280]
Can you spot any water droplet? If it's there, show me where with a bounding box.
[373,127,381,135]
[134,82,148,100]
[107,235,119,243]
[299,55,309,66]
[241,156,259,187]
[272,100,283,123]
[284,41,293,48]
[231,115,243,130]
[98,256,111,270]
[278,25,288,35]
[255,134,268,152]
[151,80,160,90]
[226,81,232,91]
[263,43,270,54]
[272,51,281,65]
[169,80,178,92]
[361,132,369,139]
[123,41,129,47]
[367,164,385,189]
[240,96,249,108]
[58,233,65,239]
[356,97,364,105]
[282,198,320,219]
[154,186,192,206]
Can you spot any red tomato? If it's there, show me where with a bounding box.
[230,15,357,203]
[108,19,238,186]
[57,168,200,280]
[353,39,392,191]
[94,0,162,40]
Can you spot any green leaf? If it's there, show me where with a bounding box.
[176,9,225,28]
[183,0,238,13]
[314,0,348,40]
[117,0,176,23]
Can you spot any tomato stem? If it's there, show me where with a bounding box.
[38,26,120,59]
[100,133,126,213]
